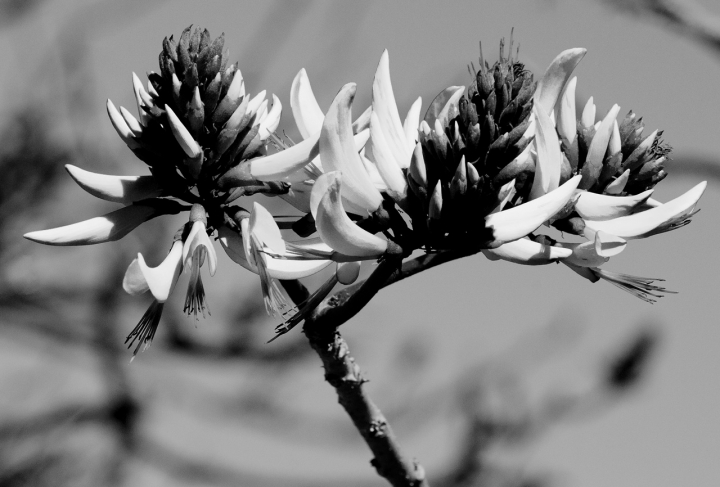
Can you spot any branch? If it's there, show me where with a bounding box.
[281,249,479,485]
[606,0,720,54]
[302,323,428,487]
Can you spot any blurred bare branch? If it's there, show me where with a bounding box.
[605,0,720,55]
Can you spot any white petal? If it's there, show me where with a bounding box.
[320,83,382,212]
[250,202,286,254]
[65,165,162,204]
[249,130,320,181]
[107,99,140,150]
[372,50,410,170]
[182,221,218,276]
[574,189,653,221]
[315,172,387,258]
[291,68,325,139]
[534,48,587,115]
[402,96,422,153]
[580,104,621,188]
[136,240,184,302]
[581,97,596,127]
[528,104,562,200]
[165,105,201,158]
[259,94,282,140]
[486,175,582,246]
[583,182,707,239]
[369,112,407,198]
[483,238,572,265]
[24,204,160,246]
[556,76,577,143]
[604,169,630,195]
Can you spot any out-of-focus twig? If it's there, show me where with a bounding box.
[606,0,720,55]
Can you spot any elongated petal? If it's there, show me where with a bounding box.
[291,68,325,139]
[315,172,387,258]
[557,238,610,268]
[259,94,282,140]
[218,226,332,278]
[135,240,183,302]
[528,105,562,200]
[483,238,572,265]
[247,90,267,116]
[372,50,410,169]
[369,112,407,199]
[65,165,163,204]
[556,76,577,143]
[122,258,149,296]
[581,97,596,127]
[165,105,201,158]
[182,221,218,276]
[320,83,382,212]
[424,86,464,124]
[486,175,582,246]
[574,189,653,221]
[604,169,630,195]
[132,72,152,125]
[120,106,143,136]
[250,202,286,254]
[403,96,422,152]
[583,182,706,239]
[580,104,621,190]
[434,86,465,127]
[24,203,177,246]
[534,48,587,115]
[248,130,320,181]
[107,99,140,150]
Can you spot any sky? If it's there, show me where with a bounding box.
[2,1,719,486]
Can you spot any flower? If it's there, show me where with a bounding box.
[24,26,299,356]
[440,40,705,300]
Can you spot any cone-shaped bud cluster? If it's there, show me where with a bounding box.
[118,25,288,205]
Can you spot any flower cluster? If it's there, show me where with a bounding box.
[24,28,706,356]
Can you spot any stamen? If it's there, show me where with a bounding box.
[125,300,164,359]
[184,246,210,319]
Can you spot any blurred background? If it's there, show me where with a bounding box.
[1,0,719,485]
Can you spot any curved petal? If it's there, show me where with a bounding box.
[218,225,332,279]
[486,175,582,246]
[65,165,163,204]
[248,130,321,181]
[123,258,150,296]
[583,182,706,239]
[291,68,325,139]
[556,76,577,144]
[182,221,218,276]
[402,96,422,152]
[580,104,621,190]
[259,94,282,140]
[315,172,387,258]
[320,83,383,212]
[534,48,587,115]
[575,189,653,221]
[372,50,410,169]
[250,202,286,255]
[24,204,167,246]
[483,238,572,265]
[136,240,184,302]
[369,112,407,198]
[528,105,562,200]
